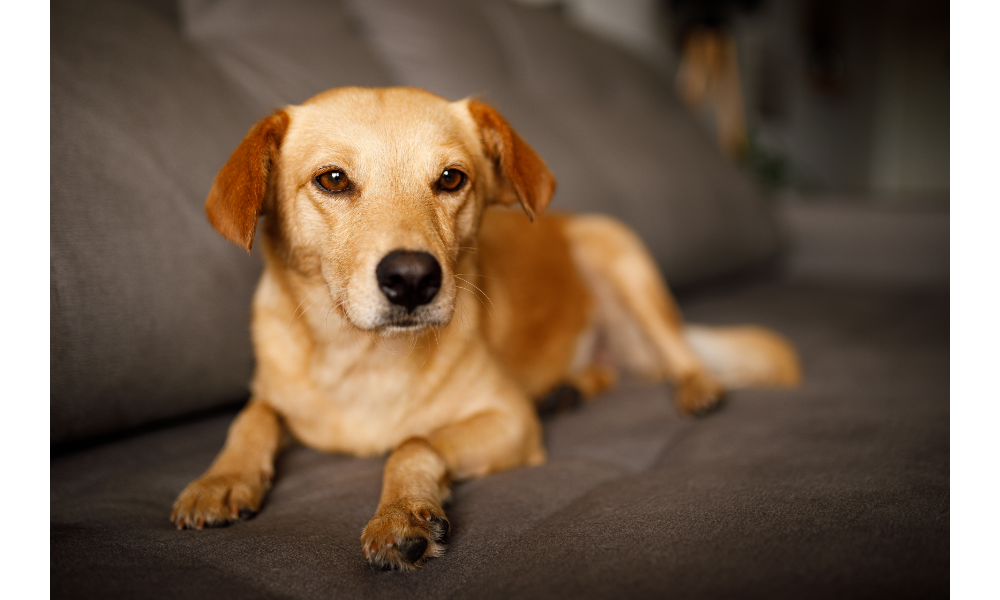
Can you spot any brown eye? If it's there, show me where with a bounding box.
[315,169,350,193]
[438,168,466,192]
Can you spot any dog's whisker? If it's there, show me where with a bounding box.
[455,276,497,313]
[290,285,325,315]
[286,286,329,331]
[297,294,329,321]
[455,272,497,280]
[323,298,344,337]
[453,296,474,349]
[410,328,432,368]
[430,325,441,353]
[387,332,418,371]
[456,285,494,322]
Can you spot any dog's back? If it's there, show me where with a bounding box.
[477,209,801,414]
[478,210,800,412]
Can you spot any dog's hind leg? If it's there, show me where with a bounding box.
[171,399,283,529]
[563,215,726,415]
[536,364,619,416]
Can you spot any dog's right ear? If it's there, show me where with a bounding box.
[205,110,290,253]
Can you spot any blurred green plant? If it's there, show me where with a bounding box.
[739,128,791,191]
[738,127,824,195]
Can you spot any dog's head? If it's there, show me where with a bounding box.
[205,87,555,333]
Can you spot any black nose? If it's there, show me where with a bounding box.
[376,250,442,312]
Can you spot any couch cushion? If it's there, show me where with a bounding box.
[178,0,396,112]
[50,0,268,444]
[51,282,948,599]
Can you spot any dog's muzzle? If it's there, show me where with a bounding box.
[376,250,442,313]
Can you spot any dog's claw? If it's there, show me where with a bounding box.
[429,516,450,543]
[361,500,448,571]
[674,370,727,416]
[537,383,584,417]
[691,392,726,417]
[238,508,258,521]
[170,473,268,530]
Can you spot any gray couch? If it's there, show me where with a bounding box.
[51,1,949,597]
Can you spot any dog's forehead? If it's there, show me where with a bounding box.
[282,88,479,175]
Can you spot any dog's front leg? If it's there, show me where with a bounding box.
[362,407,544,570]
[171,399,283,529]
[361,437,451,571]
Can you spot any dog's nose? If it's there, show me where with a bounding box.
[376,250,442,312]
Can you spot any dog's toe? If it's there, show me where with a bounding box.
[238,508,258,521]
[361,500,448,571]
[537,383,584,417]
[690,393,727,417]
[428,515,450,543]
[674,371,727,416]
[170,473,267,530]
[397,536,429,565]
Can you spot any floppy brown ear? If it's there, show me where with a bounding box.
[467,100,556,221]
[205,110,290,252]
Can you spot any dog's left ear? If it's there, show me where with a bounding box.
[205,109,290,252]
[467,100,556,221]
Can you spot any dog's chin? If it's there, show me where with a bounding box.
[352,308,454,336]
[374,316,452,337]
[380,321,432,336]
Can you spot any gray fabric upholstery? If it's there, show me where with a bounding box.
[50,282,949,599]
[50,0,266,444]
[179,0,396,112]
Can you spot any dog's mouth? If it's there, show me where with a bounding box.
[375,306,450,334]
[387,316,426,330]
[381,322,430,335]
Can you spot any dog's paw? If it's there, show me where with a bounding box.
[361,499,450,571]
[674,370,727,416]
[536,383,584,417]
[170,473,269,530]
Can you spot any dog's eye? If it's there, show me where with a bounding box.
[438,169,467,192]
[315,169,350,193]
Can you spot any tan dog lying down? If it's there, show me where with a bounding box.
[171,87,800,570]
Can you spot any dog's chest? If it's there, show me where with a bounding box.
[271,332,468,455]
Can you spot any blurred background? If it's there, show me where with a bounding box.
[516,0,950,286]
[519,0,949,202]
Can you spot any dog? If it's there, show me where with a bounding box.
[170,86,801,571]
